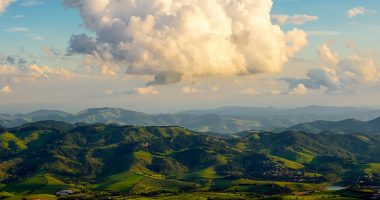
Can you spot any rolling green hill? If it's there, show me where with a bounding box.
[0,121,379,198]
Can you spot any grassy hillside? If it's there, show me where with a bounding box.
[0,121,380,199]
[4,172,69,195]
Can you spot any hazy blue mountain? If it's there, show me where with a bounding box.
[179,106,283,116]
[1,106,380,134]
[0,108,262,134]
[368,117,380,129]
[71,107,153,125]
[23,109,74,121]
[181,105,380,120]
[0,114,29,128]
[287,118,380,134]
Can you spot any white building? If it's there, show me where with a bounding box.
[56,190,74,196]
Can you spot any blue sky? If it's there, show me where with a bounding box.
[1,0,380,113]
[0,1,80,51]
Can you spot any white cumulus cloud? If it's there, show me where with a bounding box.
[289,84,307,95]
[284,44,380,93]
[0,0,14,13]
[63,0,308,85]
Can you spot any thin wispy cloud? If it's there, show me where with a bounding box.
[347,7,366,18]
[6,27,29,32]
[125,87,159,96]
[181,86,205,94]
[272,14,318,25]
[13,14,26,19]
[240,88,261,96]
[19,0,44,7]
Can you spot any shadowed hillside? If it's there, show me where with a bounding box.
[0,121,380,198]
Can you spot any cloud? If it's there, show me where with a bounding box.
[0,0,14,13]
[281,78,320,90]
[289,83,307,95]
[0,85,12,94]
[67,34,97,55]
[318,44,339,68]
[210,86,220,92]
[339,55,379,82]
[0,63,76,84]
[269,90,282,96]
[42,46,60,58]
[135,87,159,95]
[0,64,17,73]
[272,14,318,25]
[240,88,261,95]
[6,27,29,32]
[31,35,44,41]
[181,86,205,94]
[346,7,366,18]
[63,0,308,85]
[0,54,28,66]
[19,0,44,7]
[29,64,75,80]
[13,14,26,19]
[126,86,159,95]
[283,44,380,93]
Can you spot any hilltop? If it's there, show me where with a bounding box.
[0,121,379,199]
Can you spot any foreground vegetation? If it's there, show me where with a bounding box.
[1,121,380,199]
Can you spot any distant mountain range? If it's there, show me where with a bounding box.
[287,117,380,135]
[1,106,380,134]
[180,105,380,119]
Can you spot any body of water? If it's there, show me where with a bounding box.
[326,186,346,191]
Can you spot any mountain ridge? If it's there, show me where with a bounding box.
[287,118,380,134]
[2,106,380,134]
[1,121,380,197]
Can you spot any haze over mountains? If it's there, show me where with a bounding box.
[287,117,380,135]
[1,106,380,134]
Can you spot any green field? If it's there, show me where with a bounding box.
[0,132,27,151]
[279,147,317,164]
[130,176,195,194]
[96,171,144,192]
[269,156,305,170]
[3,172,68,195]
[126,192,254,200]
[5,194,57,200]
[366,163,380,175]
[183,167,220,180]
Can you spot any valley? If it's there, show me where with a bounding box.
[0,121,379,199]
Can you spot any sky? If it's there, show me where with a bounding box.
[1,0,380,113]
